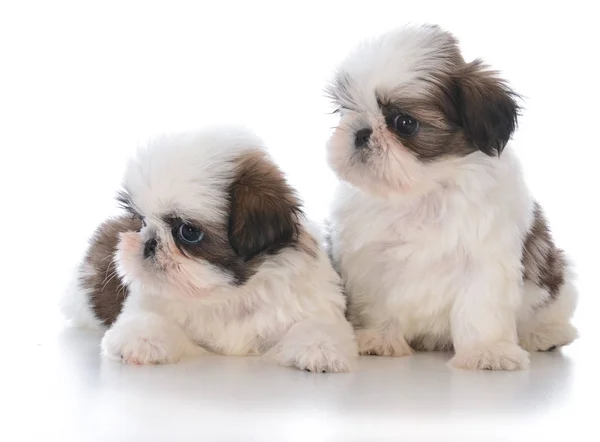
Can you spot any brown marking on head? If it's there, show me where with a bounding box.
[327,25,521,194]
[120,149,308,289]
[161,215,258,286]
[522,202,566,300]
[440,60,520,157]
[377,94,474,161]
[80,215,141,326]
[228,150,303,259]
[83,145,309,313]
[375,61,519,162]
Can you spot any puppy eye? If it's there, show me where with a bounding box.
[393,113,419,137]
[178,223,204,245]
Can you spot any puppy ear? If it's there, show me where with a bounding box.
[450,60,520,156]
[228,151,302,259]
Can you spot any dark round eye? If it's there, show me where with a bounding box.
[393,114,419,136]
[178,223,204,244]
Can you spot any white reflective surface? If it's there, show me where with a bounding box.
[3,320,597,442]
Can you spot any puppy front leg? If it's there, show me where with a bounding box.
[449,262,529,371]
[355,321,414,357]
[265,319,358,373]
[101,296,206,365]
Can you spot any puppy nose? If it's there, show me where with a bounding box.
[355,128,372,148]
[144,238,158,259]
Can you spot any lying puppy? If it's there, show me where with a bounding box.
[62,127,357,372]
[325,24,578,370]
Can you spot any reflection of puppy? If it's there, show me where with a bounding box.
[62,127,357,372]
[325,25,578,370]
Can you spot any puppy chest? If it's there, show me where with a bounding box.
[344,240,467,325]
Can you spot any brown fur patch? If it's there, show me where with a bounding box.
[162,149,308,286]
[82,149,308,313]
[378,95,474,161]
[81,216,141,326]
[376,59,519,162]
[442,60,520,156]
[163,215,259,286]
[333,27,520,163]
[522,202,566,301]
[228,150,303,259]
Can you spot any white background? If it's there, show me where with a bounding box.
[0,1,598,441]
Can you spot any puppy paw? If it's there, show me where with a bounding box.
[104,335,178,365]
[268,340,355,373]
[519,323,578,352]
[101,317,187,365]
[355,328,413,357]
[295,345,353,373]
[450,341,530,371]
[266,321,357,373]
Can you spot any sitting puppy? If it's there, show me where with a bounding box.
[325,24,578,370]
[62,127,357,372]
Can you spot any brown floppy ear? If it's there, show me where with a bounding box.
[228,151,302,259]
[449,60,520,156]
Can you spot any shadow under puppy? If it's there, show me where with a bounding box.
[325,24,578,370]
[62,127,357,372]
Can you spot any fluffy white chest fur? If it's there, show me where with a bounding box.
[329,148,577,366]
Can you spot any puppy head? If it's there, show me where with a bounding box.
[115,127,302,298]
[326,24,519,195]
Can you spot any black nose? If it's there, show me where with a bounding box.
[355,128,372,148]
[144,238,157,259]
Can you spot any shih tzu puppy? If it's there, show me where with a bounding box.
[325,24,578,370]
[62,127,357,372]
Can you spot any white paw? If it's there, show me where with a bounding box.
[290,345,353,373]
[101,317,184,365]
[450,341,530,371]
[266,322,357,373]
[519,323,578,352]
[355,328,413,357]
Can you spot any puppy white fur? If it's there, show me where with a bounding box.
[325,25,578,370]
[62,127,357,372]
